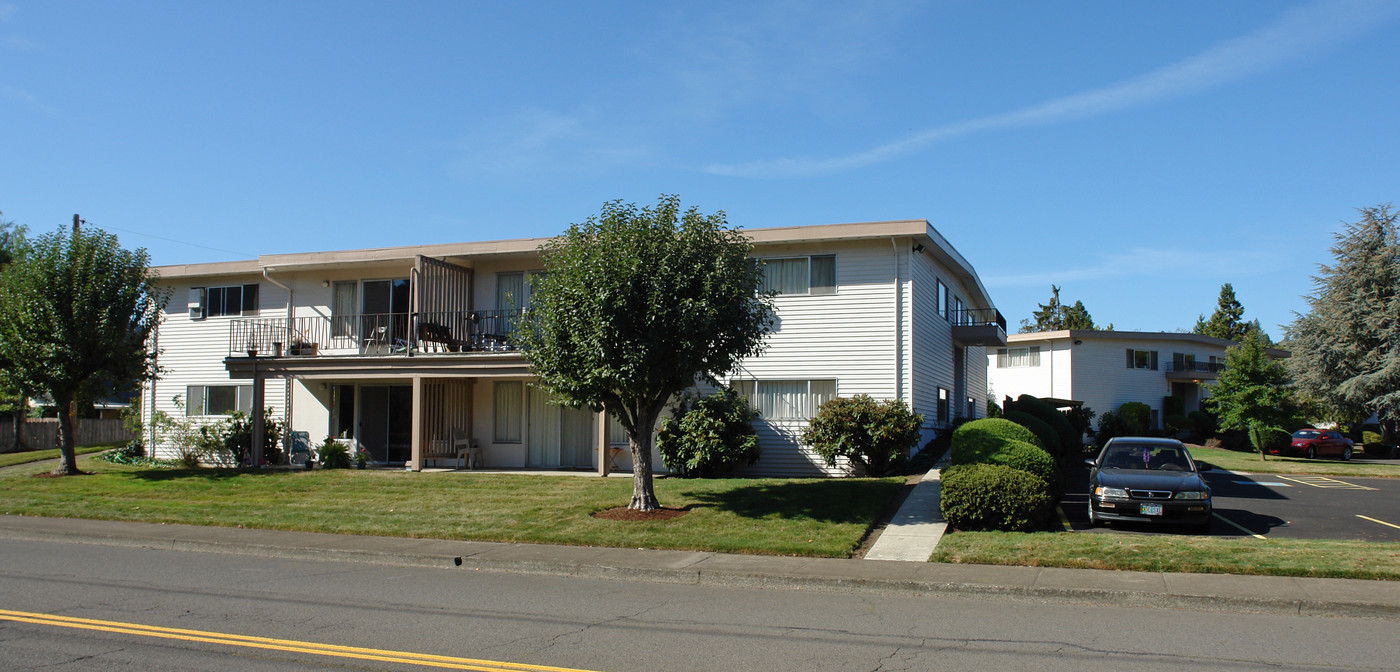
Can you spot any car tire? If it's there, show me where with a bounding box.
[1306,447,1316,459]
[1087,503,1101,528]
[1342,445,1352,461]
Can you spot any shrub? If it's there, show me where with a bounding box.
[803,394,922,477]
[1188,411,1217,441]
[940,463,1053,532]
[951,418,1041,464]
[1001,410,1060,458]
[1063,405,1095,442]
[1117,402,1151,433]
[657,387,761,477]
[986,397,1002,418]
[1164,414,1191,437]
[1008,395,1080,459]
[1363,430,1383,445]
[318,440,352,469]
[985,439,1060,494]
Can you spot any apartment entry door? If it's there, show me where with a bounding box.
[527,387,595,468]
[359,385,412,465]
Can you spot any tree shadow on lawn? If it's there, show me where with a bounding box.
[680,479,897,524]
[129,467,295,482]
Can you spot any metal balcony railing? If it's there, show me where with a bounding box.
[952,307,1007,332]
[1163,361,1226,374]
[228,309,525,358]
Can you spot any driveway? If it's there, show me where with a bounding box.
[1060,465,1400,541]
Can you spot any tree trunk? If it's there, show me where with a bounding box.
[52,397,79,475]
[7,401,22,453]
[627,424,659,511]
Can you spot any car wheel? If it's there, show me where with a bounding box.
[1306,447,1316,459]
[1087,502,1101,527]
[1342,445,1352,461]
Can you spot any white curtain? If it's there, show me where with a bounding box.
[493,382,522,443]
[527,387,561,466]
[332,282,356,338]
[496,272,524,310]
[759,258,809,295]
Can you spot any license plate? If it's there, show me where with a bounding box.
[1140,503,1164,516]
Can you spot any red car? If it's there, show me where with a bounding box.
[1276,429,1353,460]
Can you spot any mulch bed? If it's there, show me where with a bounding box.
[592,506,689,521]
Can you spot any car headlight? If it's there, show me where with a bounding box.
[1175,491,1209,500]
[1094,486,1128,499]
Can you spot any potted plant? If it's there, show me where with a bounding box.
[288,340,318,356]
[355,447,368,469]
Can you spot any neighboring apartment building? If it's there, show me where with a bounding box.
[988,330,1290,430]
[142,219,1003,477]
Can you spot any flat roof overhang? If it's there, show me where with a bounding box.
[224,353,531,380]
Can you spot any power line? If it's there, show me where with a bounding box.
[78,219,254,259]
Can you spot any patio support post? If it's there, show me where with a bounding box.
[251,372,265,467]
[596,410,609,476]
[410,375,423,471]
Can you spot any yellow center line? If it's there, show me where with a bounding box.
[0,609,604,672]
[1357,515,1400,530]
[1212,513,1267,540]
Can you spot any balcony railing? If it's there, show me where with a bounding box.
[1163,361,1226,374]
[228,309,525,358]
[952,308,1007,332]
[950,308,1008,347]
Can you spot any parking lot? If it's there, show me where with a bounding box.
[1060,464,1400,541]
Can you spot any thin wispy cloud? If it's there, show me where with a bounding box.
[706,0,1399,178]
[454,109,651,179]
[985,247,1273,288]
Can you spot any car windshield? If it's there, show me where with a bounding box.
[1292,430,1320,439]
[1100,444,1193,471]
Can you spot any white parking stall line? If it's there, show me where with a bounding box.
[1276,475,1374,491]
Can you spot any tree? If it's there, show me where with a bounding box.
[1205,329,1296,460]
[0,212,29,452]
[517,196,774,510]
[0,226,167,474]
[1018,285,1102,332]
[1193,283,1253,341]
[1285,205,1400,443]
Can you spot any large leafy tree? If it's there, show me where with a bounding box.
[1205,329,1296,460]
[1018,285,1103,333]
[0,212,29,452]
[1285,205,1400,443]
[517,196,775,510]
[0,226,167,474]
[1193,283,1255,341]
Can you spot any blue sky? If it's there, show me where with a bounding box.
[2,1,1397,336]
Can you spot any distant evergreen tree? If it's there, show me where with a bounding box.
[1019,285,1102,333]
[1193,283,1251,341]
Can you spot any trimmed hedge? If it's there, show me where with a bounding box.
[657,387,761,477]
[1009,394,1080,459]
[984,439,1060,495]
[1001,410,1061,459]
[940,463,1053,532]
[951,418,1042,464]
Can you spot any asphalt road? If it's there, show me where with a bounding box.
[1061,464,1400,541]
[1,537,1396,672]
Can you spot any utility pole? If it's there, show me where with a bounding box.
[72,214,80,236]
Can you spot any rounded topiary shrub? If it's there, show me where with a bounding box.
[951,418,1042,464]
[1010,395,1080,459]
[657,387,761,477]
[986,439,1059,494]
[1001,410,1061,459]
[940,463,1053,532]
[802,394,923,477]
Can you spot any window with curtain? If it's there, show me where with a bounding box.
[185,384,252,416]
[996,346,1041,368]
[332,281,357,338]
[1127,349,1159,370]
[757,255,836,295]
[496,272,525,310]
[732,379,837,420]
[493,381,523,443]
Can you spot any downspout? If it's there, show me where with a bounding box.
[148,320,158,454]
[890,238,902,401]
[262,268,294,451]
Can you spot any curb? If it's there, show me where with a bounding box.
[3,516,1397,622]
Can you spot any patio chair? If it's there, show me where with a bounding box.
[452,428,483,470]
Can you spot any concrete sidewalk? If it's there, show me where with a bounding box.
[2,515,1396,621]
[864,459,949,561]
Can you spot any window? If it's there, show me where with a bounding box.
[937,387,949,424]
[996,346,1041,368]
[1172,352,1196,370]
[185,384,253,416]
[1126,349,1159,370]
[757,255,836,295]
[496,272,525,310]
[493,382,523,443]
[189,283,258,320]
[331,282,357,337]
[732,379,836,420]
[967,396,976,420]
[937,280,948,319]
[952,296,964,324]
[332,384,355,439]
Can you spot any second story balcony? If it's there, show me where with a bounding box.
[951,308,1008,347]
[228,309,524,359]
[1163,360,1226,381]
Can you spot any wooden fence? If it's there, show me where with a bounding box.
[0,419,134,450]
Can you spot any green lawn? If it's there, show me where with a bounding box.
[0,456,902,557]
[932,530,1400,581]
[1185,444,1400,478]
[0,443,121,469]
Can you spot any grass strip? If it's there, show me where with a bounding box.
[932,530,1400,581]
[1185,444,1400,478]
[0,457,901,557]
[0,443,121,469]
